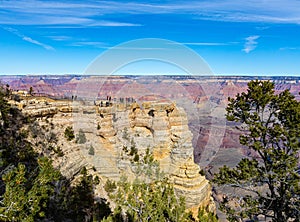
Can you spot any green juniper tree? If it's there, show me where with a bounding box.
[106,177,189,222]
[214,80,300,221]
[105,148,218,222]
[104,148,187,221]
[64,126,75,141]
[0,85,62,221]
[0,158,60,221]
[66,167,97,221]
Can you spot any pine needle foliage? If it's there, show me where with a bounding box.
[214,80,300,222]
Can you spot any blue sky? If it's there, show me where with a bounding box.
[0,0,300,75]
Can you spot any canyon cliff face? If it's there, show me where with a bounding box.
[5,75,300,174]
[16,97,215,212]
[4,75,300,215]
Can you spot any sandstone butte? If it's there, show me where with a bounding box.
[12,96,215,215]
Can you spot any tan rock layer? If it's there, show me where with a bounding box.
[20,99,215,212]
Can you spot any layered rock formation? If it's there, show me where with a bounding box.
[4,75,300,156]
[18,97,215,211]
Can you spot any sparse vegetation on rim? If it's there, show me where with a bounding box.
[64,126,75,141]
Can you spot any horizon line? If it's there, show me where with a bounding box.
[1,73,300,78]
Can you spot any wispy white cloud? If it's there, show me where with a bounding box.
[181,42,229,46]
[183,0,300,24]
[0,1,142,27]
[255,26,270,31]
[279,47,300,51]
[68,41,167,49]
[70,41,107,48]
[103,46,167,50]
[1,0,300,26]
[1,15,141,27]
[88,21,142,27]
[22,36,54,50]
[47,35,72,41]
[243,35,260,53]
[3,27,54,50]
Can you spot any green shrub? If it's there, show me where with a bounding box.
[55,146,64,157]
[64,126,75,141]
[104,179,117,193]
[133,153,139,162]
[197,207,218,222]
[199,169,205,176]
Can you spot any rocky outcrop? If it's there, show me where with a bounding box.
[171,159,213,210]
[17,99,72,117]
[96,100,215,210]
[19,98,215,212]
